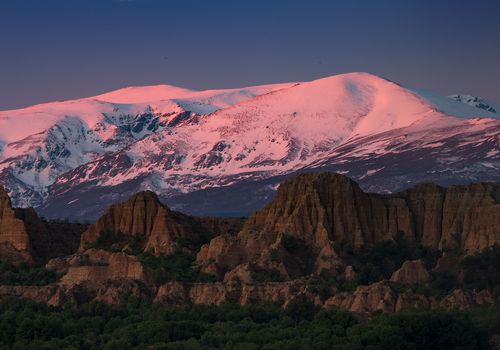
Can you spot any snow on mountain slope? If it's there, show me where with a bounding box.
[51,73,439,186]
[0,72,498,219]
[92,84,195,103]
[0,82,293,146]
[91,82,294,114]
[0,83,292,206]
[410,88,499,119]
[35,73,500,219]
[41,112,499,220]
[448,94,498,114]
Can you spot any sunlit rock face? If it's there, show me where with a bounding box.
[0,185,84,265]
[0,172,498,313]
[0,186,35,265]
[195,173,499,284]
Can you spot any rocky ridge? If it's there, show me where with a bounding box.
[0,73,498,221]
[0,185,84,265]
[197,173,499,283]
[0,173,498,315]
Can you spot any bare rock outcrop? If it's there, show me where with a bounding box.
[395,291,437,312]
[0,186,84,265]
[196,173,500,283]
[325,282,397,315]
[48,248,153,288]
[94,279,152,305]
[246,173,500,252]
[439,289,495,310]
[79,191,212,255]
[223,263,255,283]
[155,280,309,306]
[325,283,494,315]
[0,187,38,264]
[0,172,498,315]
[344,265,356,282]
[390,260,431,285]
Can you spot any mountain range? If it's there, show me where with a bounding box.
[0,72,498,220]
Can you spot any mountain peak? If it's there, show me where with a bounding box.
[92,84,196,104]
[127,190,162,204]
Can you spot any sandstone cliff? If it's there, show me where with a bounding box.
[324,282,494,315]
[48,248,153,288]
[0,186,85,265]
[0,173,498,315]
[196,173,499,281]
[79,191,221,255]
[0,186,38,264]
[390,260,430,285]
[244,173,499,252]
[0,277,494,316]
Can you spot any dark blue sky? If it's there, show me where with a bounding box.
[1,0,499,109]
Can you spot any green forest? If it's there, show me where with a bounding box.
[1,237,500,349]
[0,297,496,350]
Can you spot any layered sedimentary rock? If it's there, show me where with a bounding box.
[197,173,500,281]
[245,173,499,252]
[0,173,498,314]
[0,186,84,265]
[48,192,244,298]
[390,260,430,285]
[154,280,309,306]
[324,283,494,315]
[0,186,38,264]
[48,248,153,288]
[79,191,217,255]
[0,278,494,313]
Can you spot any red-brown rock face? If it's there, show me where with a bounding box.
[0,173,498,314]
[244,173,499,252]
[0,186,36,264]
[245,173,500,252]
[196,173,499,280]
[0,186,83,265]
[53,249,153,288]
[154,280,310,306]
[79,191,211,255]
[390,260,430,285]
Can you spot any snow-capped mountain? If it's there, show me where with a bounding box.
[0,83,291,207]
[0,72,498,220]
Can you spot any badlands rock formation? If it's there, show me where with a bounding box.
[196,173,500,282]
[0,173,498,314]
[0,185,84,265]
[390,260,431,285]
[80,191,242,255]
[0,186,36,264]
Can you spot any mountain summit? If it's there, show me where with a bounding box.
[0,72,498,220]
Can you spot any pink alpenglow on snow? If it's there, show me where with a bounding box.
[0,72,498,220]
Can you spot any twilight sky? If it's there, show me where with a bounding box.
[1,0,499,110]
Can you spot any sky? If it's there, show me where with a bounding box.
[1,0,499,110]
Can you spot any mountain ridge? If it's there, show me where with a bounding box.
[0,72,498,220]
